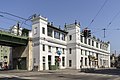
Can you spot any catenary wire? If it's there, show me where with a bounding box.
[0,14,31,28]
[0,11,27,21]
[88,0,108,28]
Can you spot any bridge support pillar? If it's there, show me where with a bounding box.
[12,38,33,70]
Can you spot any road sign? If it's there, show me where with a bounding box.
[57,50,62,56]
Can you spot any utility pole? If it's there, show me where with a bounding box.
[102,28,106,38]
[115,50,116,57]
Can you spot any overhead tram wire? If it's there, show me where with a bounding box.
[91,6,120,38]
[0,15,19,22]
[106,10,120,28]
[0,11,27,21]
[0,12,31,28]
[20,15,34,28]
[102,10,120,38]
[0,15,17,25]
[87,0,108,28]
[84,0,108,38]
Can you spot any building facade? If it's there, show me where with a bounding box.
[65,24,110,69]
[31,15,110,71]
[0,46,11,69]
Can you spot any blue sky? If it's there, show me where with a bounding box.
[0,0,120,54]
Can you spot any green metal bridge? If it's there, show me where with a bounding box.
[0,30,28,47]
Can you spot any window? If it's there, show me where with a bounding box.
[48,56,51,62]
[42,27,45,34]
[89,51,91,55]
[34,27,37,35]
[62,57,65,67]
[81,35,83,42]
[69,48,72,54]
[81,57,83,66]
[43,44,45,51]
[56,47,58,52]
[96,42,98,48]
[88,39,91,45]
[4,62,7,64]
[85,50,87,55]
[81,49,83,55]
[54,31,60,39]
[62,34,65,41]
[85,58,87,66]
[100,59,102,65]
[103,45,105,50]
[105,46,107,50]
[84,37,87,44]
[47,27,53,37]
[48,46,51,52]
[69,60,72,67]
[4,56,7,58]
[100,44,102,49]
[89,58,91,66]
[92,40,94,46]
[62,48,65,54]
[69,35,72,40]
[43,57,45,62]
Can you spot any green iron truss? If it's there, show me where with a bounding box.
[0,30,28,47]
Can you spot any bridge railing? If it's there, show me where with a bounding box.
[0,28,28,39]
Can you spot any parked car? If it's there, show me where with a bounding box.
[116,61,120,69]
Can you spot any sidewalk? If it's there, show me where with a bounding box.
[40,69,120,77]
[40,69,79,74]
[0,68,119,77]
[0,69,119,80]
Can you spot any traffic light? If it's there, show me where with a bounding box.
[88,30,91,37]
[83,29,88,37]
[83,29,91,37]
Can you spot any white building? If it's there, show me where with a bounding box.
[31,15,110,71]
[0,46,11,69]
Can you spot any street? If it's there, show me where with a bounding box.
[0,68,120,80]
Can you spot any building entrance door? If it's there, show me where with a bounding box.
[55,56,59,69]
[13,57,27,70]
[48,55,51,70]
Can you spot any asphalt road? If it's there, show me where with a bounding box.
[0,68,119,80]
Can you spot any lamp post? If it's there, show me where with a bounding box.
[57,50,62,69]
